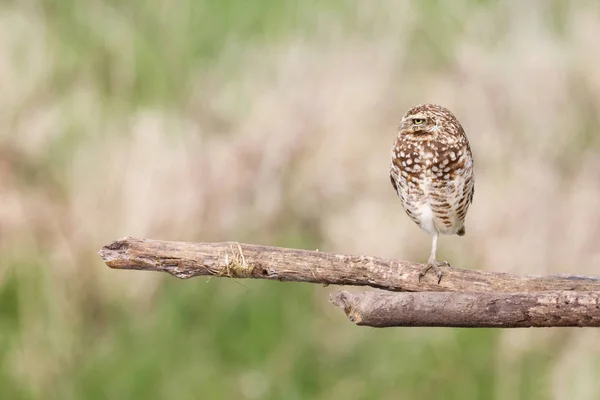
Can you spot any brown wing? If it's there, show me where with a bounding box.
[462,143,475,208]
[454,143,475,234]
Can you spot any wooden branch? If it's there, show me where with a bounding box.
[99,237,600,328]
[99,237,600,293]
[330,290,600,328]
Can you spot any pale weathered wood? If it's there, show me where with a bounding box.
[99,237,600,293]
[330,290,600,328]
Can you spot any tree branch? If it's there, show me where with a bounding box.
[330,290,600,327]
[99,237,600,328]
[99,237,600,293]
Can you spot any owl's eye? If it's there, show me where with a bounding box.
[412,118,426,125]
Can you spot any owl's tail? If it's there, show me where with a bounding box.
[457,226,466,236]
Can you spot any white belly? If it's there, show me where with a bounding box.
[399,176,465,236]
[414,201,437,235]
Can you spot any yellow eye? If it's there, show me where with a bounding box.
[412,118,426,125]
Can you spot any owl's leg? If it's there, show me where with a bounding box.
[418,231,450,284]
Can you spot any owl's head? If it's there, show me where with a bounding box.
[398,104,462,141]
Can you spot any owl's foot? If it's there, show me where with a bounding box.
[418,260,451,284]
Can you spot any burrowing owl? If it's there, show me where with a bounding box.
[389,104,474,283]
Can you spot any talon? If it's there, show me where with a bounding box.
[418,260,451,284]
[418,264,433,283]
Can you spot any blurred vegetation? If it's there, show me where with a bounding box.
[1,0,600,399]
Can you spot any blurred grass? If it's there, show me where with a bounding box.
[1,0,600,399]
[67,279,502,400]
[44,0,358,107]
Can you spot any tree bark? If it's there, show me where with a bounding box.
[98,237,600,328]
[330,290,600,328]
[99,237,600,293]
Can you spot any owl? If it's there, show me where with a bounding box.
[389,104,474,283]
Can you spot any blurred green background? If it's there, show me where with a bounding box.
[1,0,600,399]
